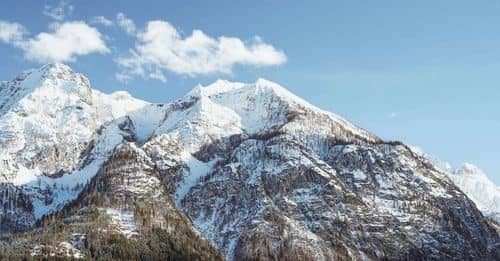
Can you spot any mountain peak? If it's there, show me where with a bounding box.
[38,63,90,89]
[3,63,89,92]
[455,163,487,177]
[186,79,245,98]
[1,65,499,259]
[172,77,380,146]
[39,63,73,74]
[188,78,319,113]
[189,78,291,96]
[0,63,93,112]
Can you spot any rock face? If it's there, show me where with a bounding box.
[0,64,499,260]
[412,149,500,223]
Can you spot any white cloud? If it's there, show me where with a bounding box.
[90,16,113,27]
[115,73,133,83]
[23,21,109,63]
[0,20,109,63]
[43,0,74,21]
[148,69,167,83]
[0,21,27,44]
[116,12,136,35]
[116,20,286,82]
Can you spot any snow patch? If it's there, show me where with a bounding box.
[105,208,139,239]
[175,154,218,204]
[353,170,367,180]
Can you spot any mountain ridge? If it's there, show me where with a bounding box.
[0,63,499,260]
[410,146,500,222]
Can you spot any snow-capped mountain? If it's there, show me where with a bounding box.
[410,147,500,223]
[448,163,500,222]
[0,64,499,260]
[0,64,155,231]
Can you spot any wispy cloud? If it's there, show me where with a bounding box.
[115,18,287,82]
[0,20,108,63]
[115,72,133,83]
[389,112,399,119]
[116,12,136,35]
[90,16,113,27]
[0,21,27,45]
[43,0,74,21]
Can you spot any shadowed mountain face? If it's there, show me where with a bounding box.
[0,64,499,260]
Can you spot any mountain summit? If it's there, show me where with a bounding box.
[411,148,500,223]
[449,163,500,222]
[0,64,499,260]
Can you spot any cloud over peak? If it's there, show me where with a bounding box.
[1,8,287,84]
[116,20,287,82]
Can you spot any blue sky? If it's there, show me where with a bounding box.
[1,0,499,184]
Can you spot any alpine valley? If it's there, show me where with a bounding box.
[0,64,498,260]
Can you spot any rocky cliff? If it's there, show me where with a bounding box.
[0,64,498,260]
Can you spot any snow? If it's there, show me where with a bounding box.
[127,104,165,143]
[280,217,331,261]
[1,63,498,260]
[448,163,500,221]
[93,89,148,120]
[175,153,218,204]
[415,147,500,221]
[105,208,139,238]
[15,120,127,219]
[352,170,367,180]
[153,98,242,159]
[57,242,85,259]
[342,145,358,154]
[0,63,148,219]
[31,241,85,259]
[180,78,379,142]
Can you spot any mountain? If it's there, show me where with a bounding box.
[0,64,499,260]
[448,163,500,222]
[410,147,500,223]
[0,63,154,231]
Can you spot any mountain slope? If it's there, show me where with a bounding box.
[410,148,500,223]
[449,163,500,222]
[140,80,498,260]
[1,141,222,260]
[0,64,499,260]
[0,63,152,232]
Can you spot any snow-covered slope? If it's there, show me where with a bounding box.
[0,63,148,178]
[410,147,500,222]
[0,64,499,260]
[448,163,500,221]
[0,64,152,230]
[128,77,499,259]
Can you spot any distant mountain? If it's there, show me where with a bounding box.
[448,163,499,222]
[0,64,498,260]
[409,147,500,223]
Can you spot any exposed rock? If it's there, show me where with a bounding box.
[0,64,498,260]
